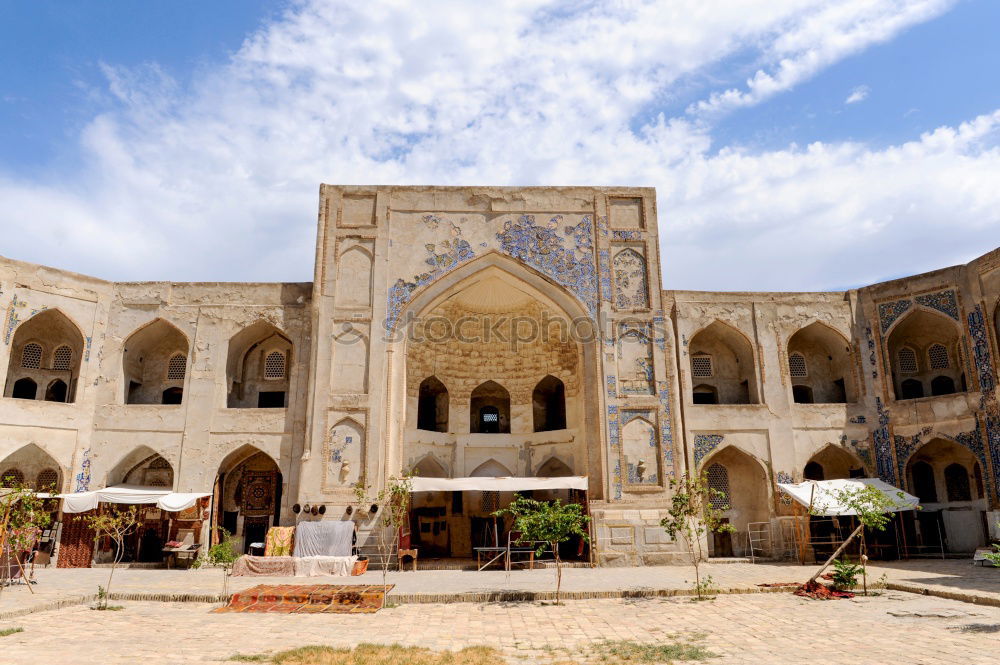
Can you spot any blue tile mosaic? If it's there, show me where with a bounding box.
[3,293,26,345]
[611,229,643,241]
[74,447,91,492]
[872,396,896,485]
[612,248,649,309]
[849,415,867,424]
[657,381,675,478]
[598,249,612,303]
[497,214,599,316]
[864,326,878,379]
[915,289,959,321]
[878,299,912,334]
[693,433,724,467]
[968,305,996,394]
[776,471,793,504]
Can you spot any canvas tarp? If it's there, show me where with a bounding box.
[294,520,355,557]
[409,476,588,492]
[777,478,919,516]
[58,485,211,514]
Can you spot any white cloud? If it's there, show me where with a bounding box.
[845,85,871,104]
[1,0,996,292]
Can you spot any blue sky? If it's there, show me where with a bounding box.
[1,0,998,290]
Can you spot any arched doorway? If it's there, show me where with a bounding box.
[409,455,451,557]
[700,446,769,557]
[532,375,566,432]
[470,381,511,434]
[213,446,284,554]
[417,376,449,432]
[904,438,987,553]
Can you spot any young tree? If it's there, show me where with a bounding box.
[494,496,590,604]
[806,484,911,594]
[660,472,736,600]
[354,474,413,593]
[84,506,139,609]
[0,482,52,597]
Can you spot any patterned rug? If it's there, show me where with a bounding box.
[213,584,394,613]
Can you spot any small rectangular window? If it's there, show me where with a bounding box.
[257,391,286,408]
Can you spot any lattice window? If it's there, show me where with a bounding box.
[264,351,286,380]
[706,463,730,511]
[52,345,72,371]
[149,456,172,469]
[166,354,187,381]
[691,355,713,378]
[897,347,918,374]
[788,353,807,378]
[36,468,58,490]
[481,490,499,513]
[927,343,949,370]
[21,343,42,369]
[0,468,24,487]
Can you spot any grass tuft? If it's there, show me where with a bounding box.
[228,655,271,662]
[271,643,507,665]
[589,638,717,662]
[0,627,25,638]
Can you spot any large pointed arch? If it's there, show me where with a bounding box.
[106,445,174,488]
[699,445,770,557]
[470,458,514,477]
[4,308,85,403]
[886,309,965,401]
[802,443,864,481]
[786,321,856,404]
[411,454,449,478]
[122,318,190,405]
[226,320,293,408]
[0,443,65,491]
[688,320,760,405]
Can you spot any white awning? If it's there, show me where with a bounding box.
[409,476,588,492]
[57,485,211,514]
[777,478,919,516]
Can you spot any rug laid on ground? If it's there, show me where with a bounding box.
[213,584,394,613]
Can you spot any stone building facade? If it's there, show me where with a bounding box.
[1,185,998,564]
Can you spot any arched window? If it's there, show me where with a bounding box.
[927,343,949,370]
[166,354,187,381]
[897,347,918,375]
[470,381,510,434]
[11,377,37,400]
[804,461,824,481]
[706,463,730,510]
[900,379,924,400]
[930,375,955,396]
[36,468,58,490]
[263,351,286,380]
[692,384,718,404]
[691,354,713,378]
[52,345,72,371]
[532,375,566,432]
[0,468,24,487]
[21,343,42,369]
[792,385,814,404]
[911,461,936,502]
[944,463,971,502]
[788,353,807,378]
[44,379,68,403]
[161,387,183,405]
[417,376,449,433]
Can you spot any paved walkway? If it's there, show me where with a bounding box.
[1,559,998,617]
[1,591,998,664]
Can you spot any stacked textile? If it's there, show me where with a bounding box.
[264,526,295,556]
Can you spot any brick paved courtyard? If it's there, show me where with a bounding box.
[1,591,999,664]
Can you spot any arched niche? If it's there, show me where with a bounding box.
[4,309,84,403]
[617,328,654,395]
[700,446,769,557]
[335,246,374,308]
[536,456,573,477]
[688,321,759,404]
[470,458,513,477]
[226,320,293,408]
[417,376,449,432]
[213,445,283,554]
[532,375,566,432]
[904,438,986,553]
[411,455,449,478]
[323,418,365,489]
[122,319,189,405]
[786,322,856,404]
[0,443,63,491]
[107,446,174,488]
[470,381,511,434]
[621,417,658,486]
[803,444,863,481]
[886,310,965,401]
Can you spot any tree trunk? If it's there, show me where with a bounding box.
[807,524,864,585]
[861,532,868,595]
[553,543,562,605]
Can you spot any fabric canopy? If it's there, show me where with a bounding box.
[409,476,588,492]
[58,485,211,514]
[777,478,919,516]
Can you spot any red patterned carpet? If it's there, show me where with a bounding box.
[213,584,394,613]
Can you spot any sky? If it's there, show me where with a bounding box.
[1,0,999,291]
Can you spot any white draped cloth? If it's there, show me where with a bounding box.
[58,485,211,513]
[294,520,355,557]
[776,478,919,516]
